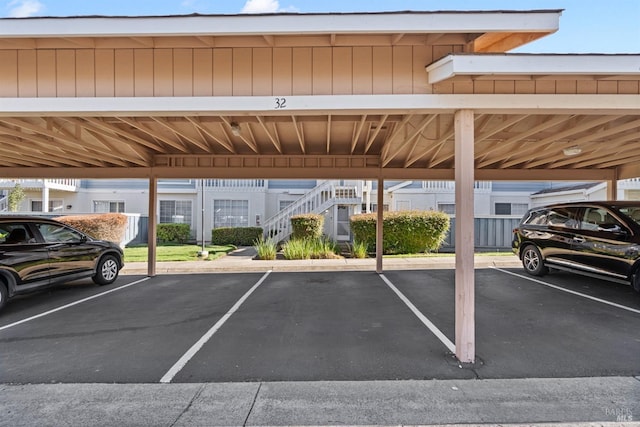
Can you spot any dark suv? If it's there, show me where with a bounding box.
[0,216,124,313]
[512,201,640,294]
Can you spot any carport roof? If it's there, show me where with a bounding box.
[0,10,561,50]
[0,10,639,181]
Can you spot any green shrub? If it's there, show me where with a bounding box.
[349,240,368,259]
[57,213,128,244]
[290,214,324,240]
[282,236,341,260]
[157,223,191,243]
[254,236,277,260]
[211,227,263,246]
[350,210,450,255]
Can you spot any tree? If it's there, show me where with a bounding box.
[8,183,25,212]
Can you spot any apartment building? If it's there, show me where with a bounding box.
[3,178,639,244]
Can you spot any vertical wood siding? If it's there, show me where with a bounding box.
[1,47,637,97]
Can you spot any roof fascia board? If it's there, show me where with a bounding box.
[427,54,640,83]
[1,94,638,116]
[0,11,561,38]
[0,166,615,181]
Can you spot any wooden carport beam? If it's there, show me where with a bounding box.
[376,177,384,274]
[455,109,475,364]
[607,169,619,201]
[148,176,157,277]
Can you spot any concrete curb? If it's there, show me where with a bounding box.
[121,255,522,275]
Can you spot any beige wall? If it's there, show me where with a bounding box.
[0,45,471,98]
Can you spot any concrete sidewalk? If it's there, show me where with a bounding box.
[2,377,639,426]
[121,247,522,274]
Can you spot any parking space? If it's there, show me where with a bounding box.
[0,273,264,383]
[386,268,640,379]
[0,268,639,384]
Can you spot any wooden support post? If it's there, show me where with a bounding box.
[607,173,618,201]
[148,176,157,277]
[376,177,384,274]
[454,109,475,363]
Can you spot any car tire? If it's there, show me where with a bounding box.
[0,282,7,313]
[521,245,548,277]
[93,254,120,286]
[632,271,640,294]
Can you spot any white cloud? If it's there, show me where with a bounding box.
[241,0,280,14]
[7,0,43,17]
[7,0,44,17]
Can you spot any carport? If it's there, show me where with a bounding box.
[0,10,639,364]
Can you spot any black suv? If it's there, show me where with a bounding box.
[0,216,124,313]
[512,201,640,293]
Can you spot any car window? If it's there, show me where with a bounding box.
[523,209,549,225]
[37,223,84,243]
[617,207,640,226]
[0,223,36,244]
[547,207,578,228]
[523,207,578,228]
[579,207,625,232]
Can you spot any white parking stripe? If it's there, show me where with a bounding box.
[0,277,150,332]
[379,273,456,354]
[492,267,640,315]
[160,270,272,384]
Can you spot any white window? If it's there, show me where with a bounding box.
[159,200,192,225]
[495,203,529,215]
[438,203,455,215]
[279,200,294,211]
[31,199,64,212]
[371,204,389,212]
[214,200,249,228]
[93,201,125,213]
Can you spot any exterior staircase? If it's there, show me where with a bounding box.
[262,180,361,242]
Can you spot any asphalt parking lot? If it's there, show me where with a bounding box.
[1,267,639,384]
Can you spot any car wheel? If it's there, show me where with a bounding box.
[521,245,548,277]
[632,271,640,294]
[0,282,7,313]
[93,254,120,286]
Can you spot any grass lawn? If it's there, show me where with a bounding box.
[124,244,236,262]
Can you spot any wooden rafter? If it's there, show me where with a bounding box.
[256,116,282,153]
[116,117,189,153]
[405,118,456,167]
[56,118,145,166]
[81,117,167,153]
[499,115,622,169]
[292,116,306,154]
[220,117,259,153]
[185,117,236,153]
[0,117,114,162]
[0,135,87,167]
[350,115,367,154]
[0,122,105,166]
[382,114,437,167]
[365,115,390,154]
[476,115,575,168]
[151,117,211,152]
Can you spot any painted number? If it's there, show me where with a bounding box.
[275,97,287,109]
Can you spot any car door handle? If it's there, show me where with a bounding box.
[573,236,585,243]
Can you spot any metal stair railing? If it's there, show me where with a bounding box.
[262,180,359,242]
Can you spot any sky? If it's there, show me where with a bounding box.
[1,0,638,53]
